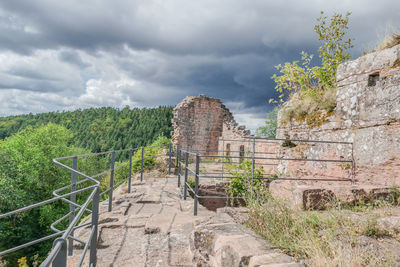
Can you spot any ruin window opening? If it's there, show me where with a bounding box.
[368,73,379,86]
[239,145,245,164]
[226,143,231,156]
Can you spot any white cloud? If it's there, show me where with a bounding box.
[0,0,399,130]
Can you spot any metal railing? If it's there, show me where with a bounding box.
[0,137,354,263]
[0,143,173,267]
[177,137,354,215]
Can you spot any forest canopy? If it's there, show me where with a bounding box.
[0,106,173,152]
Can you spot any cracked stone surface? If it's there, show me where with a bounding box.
[67,177,302,267]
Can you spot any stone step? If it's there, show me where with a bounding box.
[270,181,400,210]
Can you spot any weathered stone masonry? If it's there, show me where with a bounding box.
[275,44,400,187]
[172,95,250,154]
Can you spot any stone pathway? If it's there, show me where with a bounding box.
[68,176,303,267]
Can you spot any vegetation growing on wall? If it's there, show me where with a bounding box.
[270,12,353,127]
[370,33,400,53]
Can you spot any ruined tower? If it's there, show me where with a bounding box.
[172,95,250,154]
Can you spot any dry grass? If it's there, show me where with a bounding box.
[372,33,400,52]
[246,191,399,266]
[280,86,336,127]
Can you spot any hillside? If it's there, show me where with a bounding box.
[0,106,173,152]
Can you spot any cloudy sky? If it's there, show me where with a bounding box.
[0,0,399,131]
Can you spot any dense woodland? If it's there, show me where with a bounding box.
[0,106,173,266]
[0,106,173,152]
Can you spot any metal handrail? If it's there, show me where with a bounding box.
[180,137,355,216]
[0,142,174,267]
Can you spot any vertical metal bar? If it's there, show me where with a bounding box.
[52,239,67,267]
[221,137,225,179]
[140,147,144,182]
[177,148,182,187]
[251,137,255,193]
[128,149,133,193]
[175,143,180,174]
[168,143,172,175]
[194,154,200,216]
[108,151,115,212]
[351,143,355,184]
[183,152,189,200]
[90,186,100,267]
[68,156,77,256]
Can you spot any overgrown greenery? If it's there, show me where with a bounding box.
[99,135,170,193]
[0,106,173,153]
[0,124,170,266]
[222,149,398,265]
[270,12,353,127]
[246,190,398,266]
[0,124,102,266]
[225,159,265,199]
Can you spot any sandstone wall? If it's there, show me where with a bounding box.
[172,95,250,154]
[276,44,400,187]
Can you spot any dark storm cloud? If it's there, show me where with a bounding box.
[0,0,399,130]
[58,51,90,68]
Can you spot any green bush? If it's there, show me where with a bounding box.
[99,135,170,193]
[0,124,102,266]
[270,11,353,126]
[226,159,265,199]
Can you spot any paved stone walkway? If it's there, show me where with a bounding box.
[68,177,303,267]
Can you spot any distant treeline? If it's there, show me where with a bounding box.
[0,106,173,152]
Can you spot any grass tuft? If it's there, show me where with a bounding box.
[280,86,336,127]
[246,190,398,266]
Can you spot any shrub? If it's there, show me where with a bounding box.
[270,11,353,126]
[225,159,265,199]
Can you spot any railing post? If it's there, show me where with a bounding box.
[221,137,225,179]
[168,143,172,175]
[177,148,182,187]
[351,143,355,184]
[251,137,255,193]
[140,147,144,182]
[52,239,67,267]
[128,149,133,193]
[90,186,100,267]
[68,156,77,256]
[108,151,115,212]
[194,153,200,216]
[175,143,180,174]
[183,152,189,200]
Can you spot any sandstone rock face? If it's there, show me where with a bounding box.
[190,212,303,267]
[68,177,303,266]
[269,183,399,210]
[172,95,249,154]
[275,44,400,188]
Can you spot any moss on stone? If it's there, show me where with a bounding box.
[293,110,334,128]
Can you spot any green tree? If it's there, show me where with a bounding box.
[270,11,353,103]
[256,107,279,139]
[0,124,100,266]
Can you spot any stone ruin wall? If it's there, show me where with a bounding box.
[275,44,400,187]
[172,95,250,155]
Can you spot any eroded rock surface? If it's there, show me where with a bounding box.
[67,177,302,267]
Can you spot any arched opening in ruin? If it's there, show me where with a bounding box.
[239,145,245,163]
[226,143,231,156]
